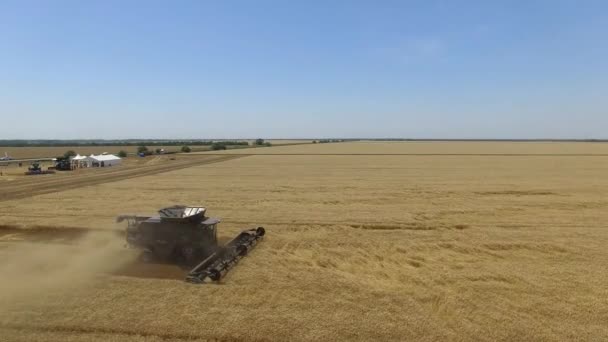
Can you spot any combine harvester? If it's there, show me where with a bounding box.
[117,205,265,284]
[24,161,55,175]
[24,157,72,175]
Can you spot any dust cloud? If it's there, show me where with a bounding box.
[0,229,136,309]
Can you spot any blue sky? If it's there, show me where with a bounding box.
[1,0,607,139]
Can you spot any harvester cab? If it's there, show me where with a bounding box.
[117,205,265,284]
[54,156,72,171]
[29,162,42,172]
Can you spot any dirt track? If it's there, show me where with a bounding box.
[0,155,244,202]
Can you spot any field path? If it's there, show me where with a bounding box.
[0,155,244,202]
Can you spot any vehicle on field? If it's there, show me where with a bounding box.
[53,156,72,171]
[117,205,265,283]
[24,161,55,175]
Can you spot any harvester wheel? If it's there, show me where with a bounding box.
[180,246,196,263]
[140,249,154,263]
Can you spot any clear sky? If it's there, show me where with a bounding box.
[1,0,607,139]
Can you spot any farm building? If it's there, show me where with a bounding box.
[71,154,88,167]
[72,154,122,168]
[88,154,121,167]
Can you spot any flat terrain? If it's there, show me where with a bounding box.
[0,142,607,341]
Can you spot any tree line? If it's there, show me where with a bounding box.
[0,140,251,147]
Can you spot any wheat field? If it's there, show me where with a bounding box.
[1,142,607,341]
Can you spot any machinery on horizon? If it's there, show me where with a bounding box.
[0,152,12,161]
[24,161,55,175]
[117,205,265,284]
[53,156,72,171]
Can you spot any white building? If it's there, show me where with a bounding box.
[72,153,122,168]
[71,154,88,168]
[88,154,122,167]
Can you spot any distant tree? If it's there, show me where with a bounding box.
[255,138,265,146]
[211,142,227,150]
[137,146,148,154]
[312,140,317,144]
[181,145,191,153]
[117,150,127,158]
[264,142,272,147]
[155,148,162,154]
[63,150,76,158]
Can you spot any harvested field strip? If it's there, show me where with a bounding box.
[0,155,244,202]
[196,153,608,156]
[0,323,264,342]
[0,225,123,243]
[225,220,595,229]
